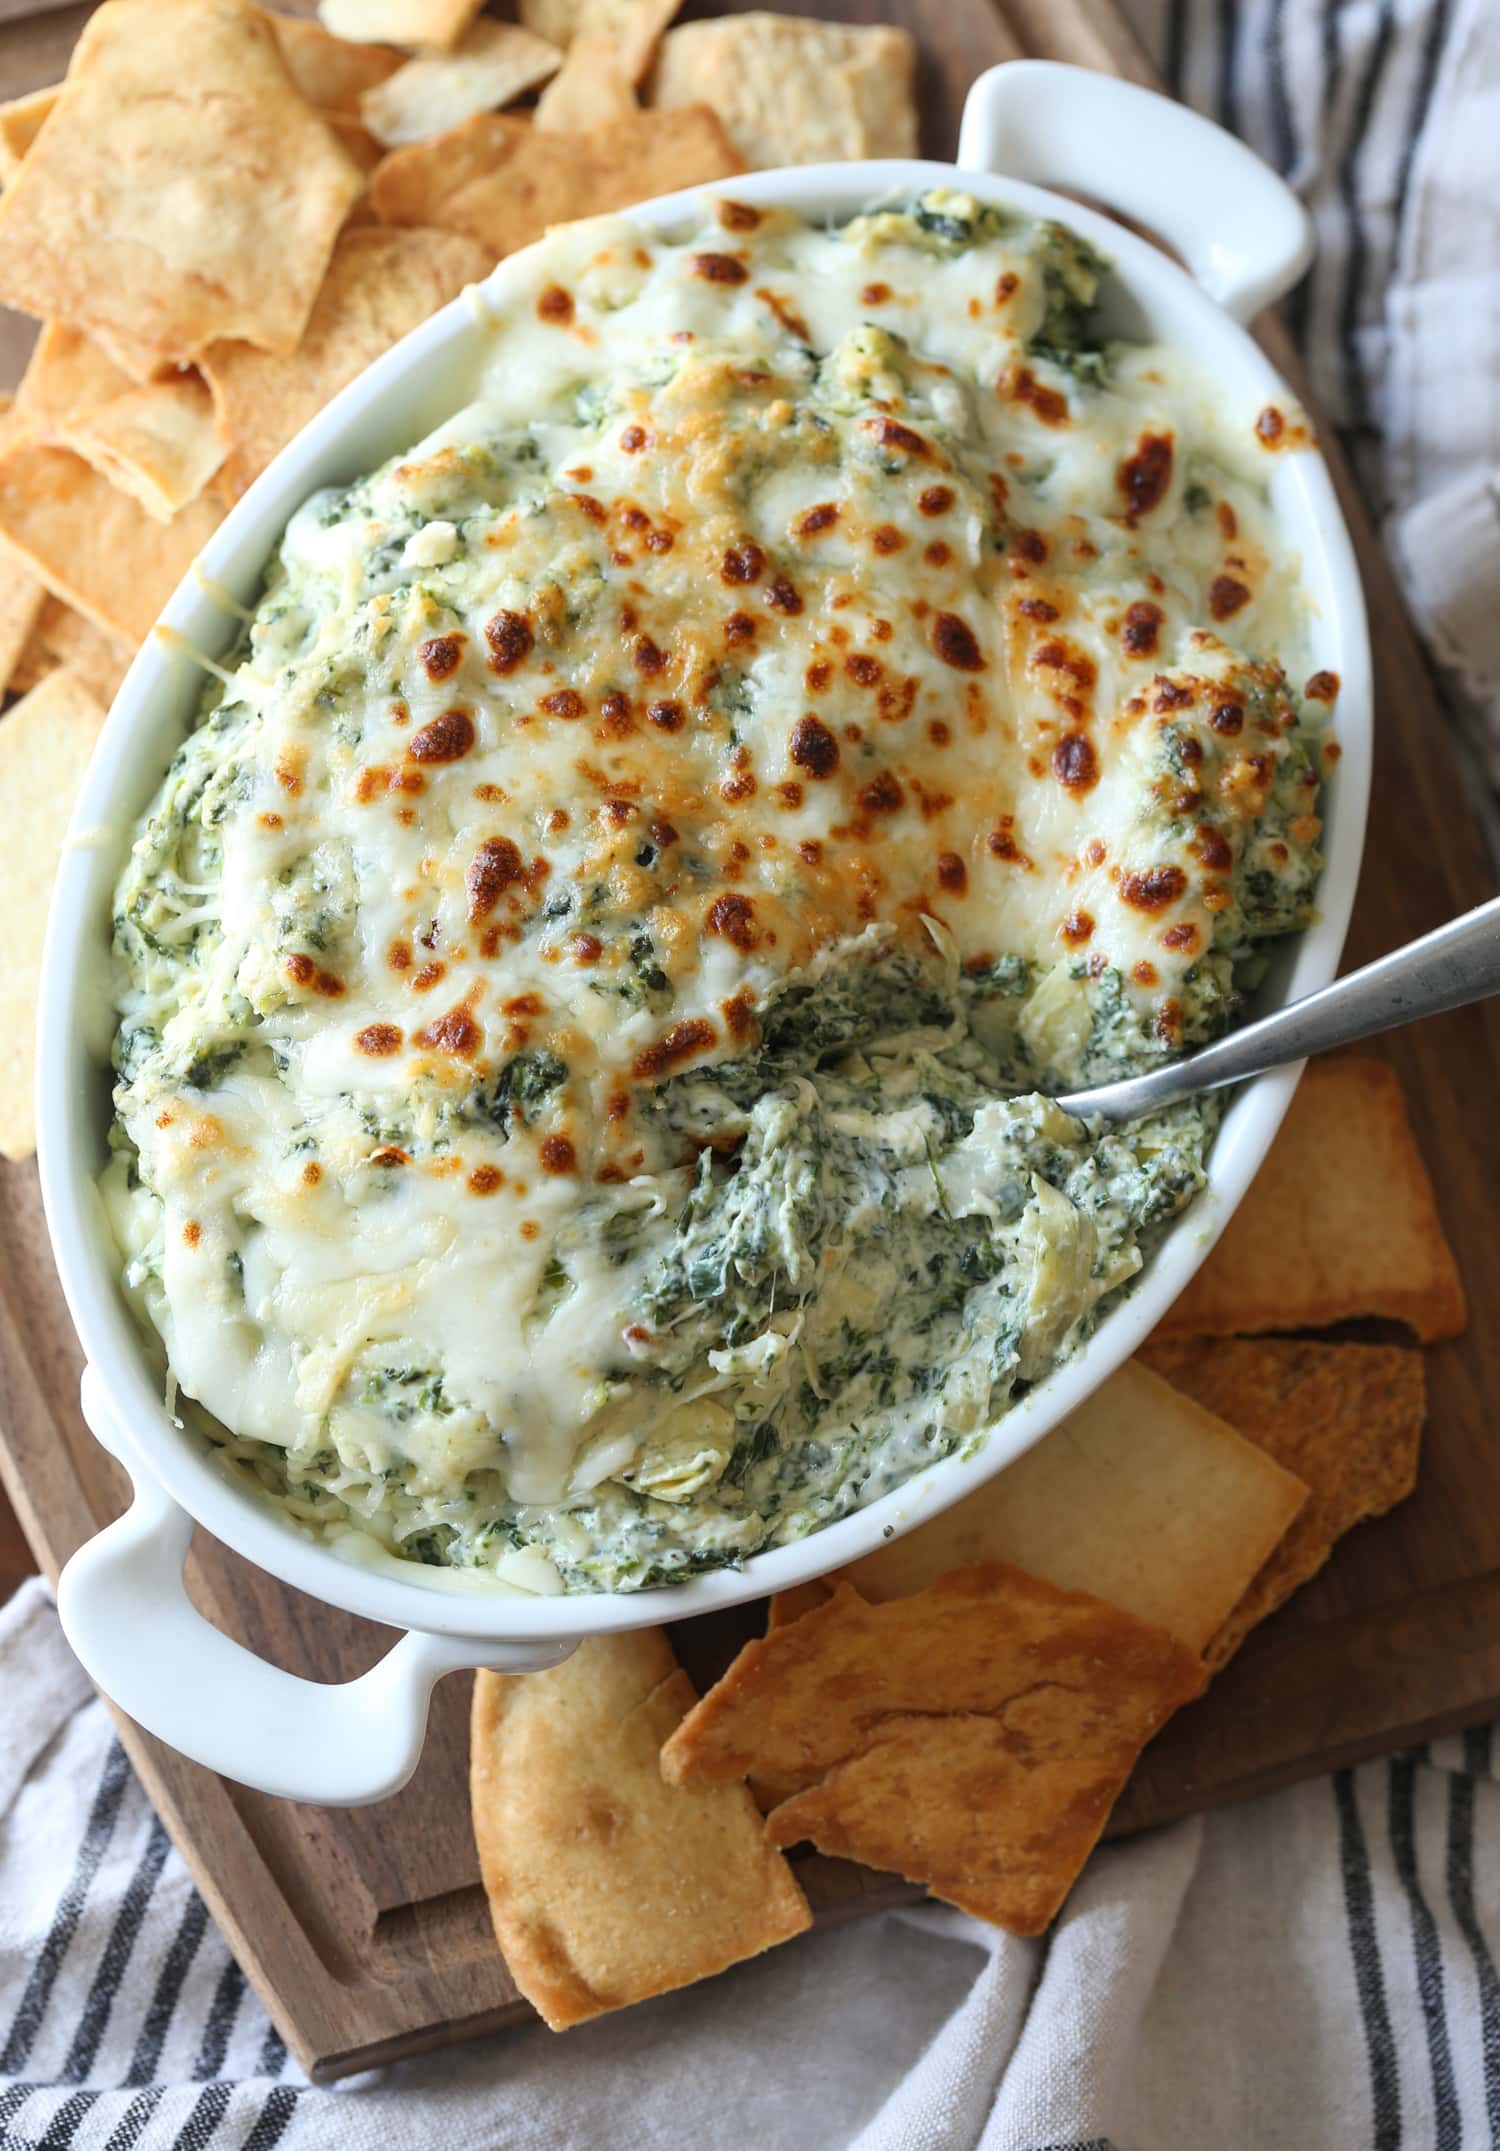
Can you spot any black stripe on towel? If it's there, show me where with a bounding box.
[1391,0,1456,252]
[191,1959,246,2083]
[1266,0,1297,176]
[0,2082,37,2141]
[241,2084,303,2151]
[34,2087,101,2149]
[1216,0,1242,148]
[1335,1767,1403,2149]
[170,2079,233,2151]
[1448,1740,1500,2143]
[101,2086,168,2151]
[0,1740,132,2075]
[1163,0,1189,100]
[63,1816,172,2084]
[255,2022,289,2080]
[1389,1756,1460,2149]
[127,1890,211,2087]
[1335,0,1397,430]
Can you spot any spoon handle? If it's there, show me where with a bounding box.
[1055,892,1500,1122]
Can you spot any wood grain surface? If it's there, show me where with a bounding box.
[0,0,1495,2084]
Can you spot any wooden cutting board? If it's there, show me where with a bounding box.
[0,0,1497,2085]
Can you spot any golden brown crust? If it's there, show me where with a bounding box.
[470,1630,810,2031]
[1155,1059,1466,1343]
[1138,1335,1426,1669]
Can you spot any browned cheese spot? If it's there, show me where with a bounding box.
[414,1004,481,1057]
[285,952,344,997]
[1195,823,1234,871]
[721,538,765,585]
[632,1018,717,1079]
[1208,574,1251,620]
[1256,406,1286,446]
[1005,367,1069,426]
[1119,864,1188,912]
[466,836,524,919]
[418,634,463,682]
[871,417,930,457]
[931,611,985,671]
[355,1023,402,1056]
[1118,431,1174,523]
[485,610,534,675]
[692,251,747,283]
[408,708,475,763]
[705,892,758,951]
[789,713,839,777]
[1052,732,1098,793]
[1121,601,1163,657]
[857,769,904,815]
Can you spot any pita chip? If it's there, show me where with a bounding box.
[519,0,586,48]
[319,0,487,51]
[1140,1336,1425,1669]
[664,1565,1202,1790]
[370,112,530,226]
[266,14,403,110]
[534,34,638,131]
[472,1630,810,2030]
[14,322,134,436]
[360,21,562,147]
[0,571,46,700]
[665,1566,1202,1933]
[0,85,58,181]
[1155,1059,1465,1342]
[442,104,742,257]
[0,670,107,1160]
[25,599,132,709]
[0,0,362,375]
[51,373,224,522]
[649,15,918,169]
[826,1361,1306,1654]
[0,444,221,645]
[203,225,489,502]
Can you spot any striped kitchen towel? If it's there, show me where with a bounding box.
[4,0,1500,2142]
[1134,0,1500,829]
[4,1569,1500,2149]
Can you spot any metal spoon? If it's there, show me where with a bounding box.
[1054,893,1500,1122]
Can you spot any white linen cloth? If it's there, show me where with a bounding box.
[5,0,1500,2144]
[5,1575,1500,2149]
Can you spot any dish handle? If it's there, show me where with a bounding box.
[956,60,1313,324]
[57,1365,573,1806]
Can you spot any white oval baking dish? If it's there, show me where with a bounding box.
[39,61,1370,1804]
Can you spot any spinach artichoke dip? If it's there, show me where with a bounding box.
[105,191,1334,1595]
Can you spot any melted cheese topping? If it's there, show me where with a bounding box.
[107,193,1331,1590]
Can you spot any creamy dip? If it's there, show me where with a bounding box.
[105,191,1331,1591]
